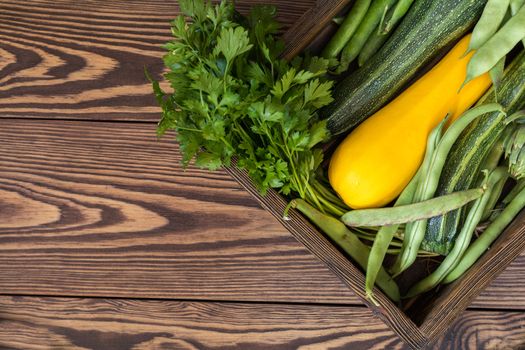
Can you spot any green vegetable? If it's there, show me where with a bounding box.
[358,0,416,64]
[405,167,508,297]
[338,0,396,72]
[468,0,510,53]
[290,198,400,303]
[342,189,483,227]
[504,121,525,179]
[423,52,525,255]
[391,104,503,276]
[357,23,389,67]
[465,4,525,85]
[489,57,506,91]
[443,181,525,284]
[150,0,346,215]
[511,0,525,14]
[380,0,415,34]
[510,0,524,46]
[323,0,487,135]
[322,0,371,59]
[365,166,421,302]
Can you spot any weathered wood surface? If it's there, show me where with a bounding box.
[1,0,525,347]
[0,0,314,121]
[0,296,523,350]
[0,119,523,310]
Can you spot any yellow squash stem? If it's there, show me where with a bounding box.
[329,34,492,209]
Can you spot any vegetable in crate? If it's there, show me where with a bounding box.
[465,0,525,86]
[328,35,491,209]
[149,0,346,215]
[423,51,525,255]
[322,0,487,135]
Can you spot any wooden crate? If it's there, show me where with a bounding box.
[225,0,525,348]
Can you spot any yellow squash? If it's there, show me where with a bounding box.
[329,35,491,209]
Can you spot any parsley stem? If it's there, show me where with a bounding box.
[220,136,234,152]
[176,126,203,133]
[311,187,346,217]
[305,185,325,214]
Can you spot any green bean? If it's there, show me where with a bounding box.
[322,0,372,59]
[358,0,417,66]
[444,180,525,284]
[481,172,509,221]
[479,137,508,221]
[391,104,504,276]
[419,104,504,202]
[364,166,421,302]
[389,120,444,275]
[465,5,525,85]
[489,57,506,93]
[342,188,483,226]
[511,0,525,14]
[410,118,447,205]
[290,198,400,302]
[511,0,525,46]
[504,110,525,125]
[468,0,510,53]
[404,167,508,298]
[380,0,415,34]
[337,0,397,73]
[357,24,390,67]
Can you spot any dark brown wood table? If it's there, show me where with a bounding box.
[0,1,524,349]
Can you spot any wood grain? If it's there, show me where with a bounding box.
[0,118,356,304]
[0,119,522,311]
[0,0,314,121]
[0,296,522,350]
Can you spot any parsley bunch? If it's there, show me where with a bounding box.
[149,0,348,216]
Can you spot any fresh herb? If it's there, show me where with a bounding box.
[148,0,347,215]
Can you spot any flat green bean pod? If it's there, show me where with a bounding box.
[342,188,483,227]
[390,120,444,275]
[511,0,525,13]
[465,5,525,85]
[290,199,400,302]
[365,167,422,303]
[468,0,510,53]
[511,0,525,46]
[404,167,508,298]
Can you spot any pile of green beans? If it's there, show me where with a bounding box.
[322,0,415,73]
[390,104,504,277]
[443,180,525,283]
[333,102,525,301]
[405,167,508,297]
[465,0,525,86]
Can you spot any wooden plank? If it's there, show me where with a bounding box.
[0,296,523,350]
[0,119,523,310]
[0,0,314,121]
[0,119,356,304]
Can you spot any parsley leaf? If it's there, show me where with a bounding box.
[149,0,347,215]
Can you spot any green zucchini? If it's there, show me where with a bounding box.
[322,0,487,135]
[422,51,525,255]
